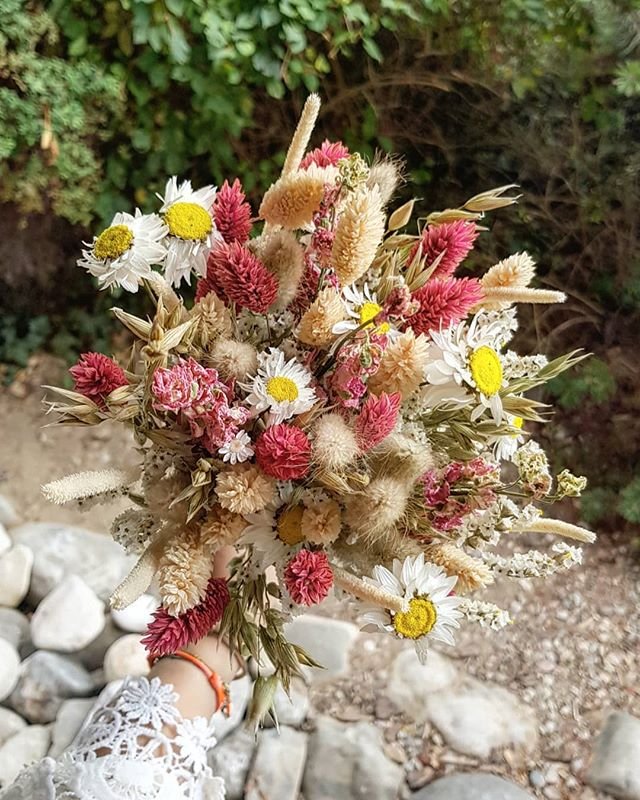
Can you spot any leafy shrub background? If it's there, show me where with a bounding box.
[1,0,638,528]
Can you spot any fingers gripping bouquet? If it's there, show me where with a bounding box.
[44,95,594,722]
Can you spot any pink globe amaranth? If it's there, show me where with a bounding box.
[255,423,311,480]
[284,549,334,606]
[69,352,127,408]
[213,179,252,244]
[408,220,479,279]
[205,241,278,313]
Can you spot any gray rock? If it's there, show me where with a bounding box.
[49,698,95,757]
[75,618,123,671]
[0,608,30,652]
[9,651,95,723]
[0,545,33,607]
[587,711,640,799]
[246,726,308,800]
[31,575,106,653]
[212,673,253,742]
[103,634,150,682]
[284,615,358,682]
[111,593,158,633]
[0,495,20,529]
[0,708,26,747]
[11,522,135,604]
[0,724,51,787]
[265,678,310,728]
[0,640,20,702]
[424,677,538,759]
[0,524,11,556]
[413,773,534,799]
[387,648,458,719]
[303,716,404,800]
[207,725,257,800]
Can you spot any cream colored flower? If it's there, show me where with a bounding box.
[200,506,247,550]
[481,252,537,310]
[423,542,494,594]
[210,338,258,382]
[158,528,211,616]
[297,287,345,348]
[254,229,305,309]
[259,172,325,229]
[368,329,430,399]
[215,464,276,515]
[302,498,342,545]
[312,413,360,472]
[190,291,233,344]
[332,186,386,286]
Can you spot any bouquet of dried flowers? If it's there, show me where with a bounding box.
[44,95,594,722]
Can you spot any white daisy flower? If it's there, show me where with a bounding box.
[361,554,462,663]
[218,430,254,465]
[486,414,525,462]
[238,498,304,571]
[243,348,316,425]
[78,210,167,293]
[331,283,397,338]
[158,176,221,287]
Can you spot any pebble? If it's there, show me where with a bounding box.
[245,726,308,800]
[49,698,94,757]
[0,544,33,607]
[0,708,26,747]
[529,769,545,788]
[0,608,30,652]
[265,678,310,728]
[0,495,20,528]
[103,634,150,682]
[31,575,106,652]
[587,711,640,799]
[284,615,359,682]
[111,593,158,633]
[424,677,538,759]
[9,651,95,724]
[11,522,135,603]
[208,725,257,800]
[413,772,534,799]
[0,640,20,702]
[302,715,404,800]
[0,724,51,787]
[0,524,11,556]
[75,618,124,672]
[387,648,458,719]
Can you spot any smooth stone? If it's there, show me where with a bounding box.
[0,608,30,652]
[284,615,359,682]
[75,618,123,672]
[31,575,106,653]
[0,708,27,747]
[0,725,51,787]
[111,593,158,633]
[212,673,253,742]
[265,678,310,728]
[0,545,33,607]
[11,522,135,604]
[303,716,404,800]
[413,773,534,799]
[103,634,150,682]
[0,524,11,556]
[587,711,640,799]
[207,725,257,800]
[49,698,95,757]
[0,496,19,529]
[387,648,458,718]
[424,676,538,759]
[246,726,308,800]
[0,640,20,702]
[9,651,95,724]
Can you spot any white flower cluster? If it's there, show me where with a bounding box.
[513,440,552,496]
[502,351,549,381]
[482,542,583,578]
[459,599,512,630]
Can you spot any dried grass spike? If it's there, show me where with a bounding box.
[332,186,386,286]
[423,543,494,594]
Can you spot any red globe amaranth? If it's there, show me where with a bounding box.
[355,392,402,452]
[141,578,230,657]
[284,549,334,606]
[69,352,127,408]
[406,277,484,334]
[255,423,311,480]
[408,221,479,279]
[213,179,252,244]
[205,241,278,313]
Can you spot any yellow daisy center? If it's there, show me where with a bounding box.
[276,505,305,545]
[93,225,134,261]
[164,202,212,241]
[266,376,299,403]
[469,346,503,397]
[511,416,524,435]
[393,596,438,639]
[358,301,390,334]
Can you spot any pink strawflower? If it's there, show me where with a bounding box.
[408,221,479,279]
[152,358,230,415]
[69,352,127,408]
[213,179,252,244]
[300,140,350,170]
[142,578,230,657]
[255,423,311,480]
[205,241,278,313]
[406,277,484,334]
[284,549,334,606]
[355,392,402,452]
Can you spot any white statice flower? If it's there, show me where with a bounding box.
[482,542,583,578]
[218,430,254,465]
[158,176,220,287]
[459,599,512,630]
[452,501,504,548]
[332,283,398,338]
[79,210,167,292]
[174,716,218,775]
[502,351,549,381]
[243,348,316,425]
[486,413,525,462]
[361,554,462,663]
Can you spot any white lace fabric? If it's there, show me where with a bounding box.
[2,677,226,800]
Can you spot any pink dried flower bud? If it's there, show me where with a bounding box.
[255,423,312,480]
[406,277,484,334]
[408,220,479,279]
[69,352,127,408]
[355,392,402,452]
[300,140,350,169]
[205,241,278,313]
[213,179,252,244]
[283,549,333,606]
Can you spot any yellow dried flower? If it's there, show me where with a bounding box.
[297,287,345,348]
[200,505,247,552]
[190,291,233,345]
[210,338,258,382]
[332,186,386,286]
[423,543,494,594]
[368,329,430,399]
[302,498,342,545]
[215,464,276,515]
[312,413,360,472]
[259,172,325,230]
[158,528,212,616]
[254,229,305,309]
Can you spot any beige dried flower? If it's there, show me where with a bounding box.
[370,433,434,484]
[344,477,409,541]
[297,287,345,348]
[302,498,342,545]
[281,94,321,177]
[215,464,276,515]
[259,172,325,230]
[190,291,233,345]
[332,186,386,286]
[481,253,537,310]
[423,543,494,594]
[367,155,404,206]
[158,528,212,616]
[42,468,132,506]
[312,413,360,472]
[368,329,430,399]
[200,505,247,551]
[254,229,305,309]
[210,338,258,382]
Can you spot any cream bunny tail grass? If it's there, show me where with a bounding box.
[110,526,174,610]
[42,468,133,506]
[476,286,566,307]
[423,542,494,594]
[331,564,405,613]
[526,517,596,544]
[282,93,321,177]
